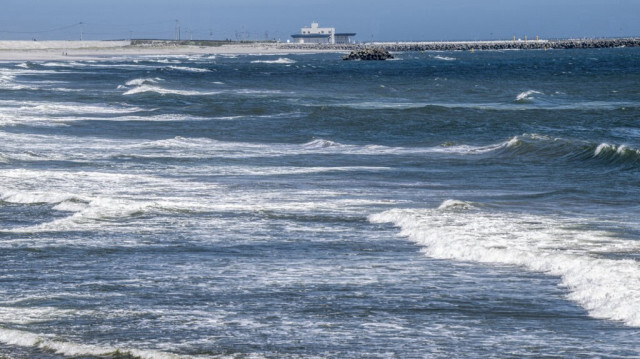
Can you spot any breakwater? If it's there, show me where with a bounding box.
[278,37,640,52]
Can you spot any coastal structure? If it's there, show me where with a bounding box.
[291,22,356,44]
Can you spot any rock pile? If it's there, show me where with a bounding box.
[279,37,640,53]
[343,48,394,61]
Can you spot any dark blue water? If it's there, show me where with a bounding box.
[1,49,639,358]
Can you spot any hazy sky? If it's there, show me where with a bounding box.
[1,0,639,42]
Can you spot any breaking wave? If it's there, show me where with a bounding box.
[515,90,543,103]
[166,65,211,73]
[370,202,640,327]
[594,143,640,165]
[251,58,296,64]
[123,84,221,96]
[437,199,477,211]
[125,77,163,86]
[0,328,182,359]
[501,134,640,166]
[433,55,457,61]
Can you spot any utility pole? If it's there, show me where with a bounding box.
[80,22,83,41]
[175,20,180,41]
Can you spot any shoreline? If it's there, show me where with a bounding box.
[1,37,639,61]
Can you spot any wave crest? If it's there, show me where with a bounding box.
[303,139,345,149]
[515,90,543,103]
[437,199,476,211]
[594,143,640,164]
[370,206,640,327]
[0,328,179,359]
[123,84,220,96]
[433,55,456,61]
[502,134,640,166]
[125,77,163,86]
[166,65,211,72]
[251,57,296,64]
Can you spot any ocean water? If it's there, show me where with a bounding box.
[0,48,639,358]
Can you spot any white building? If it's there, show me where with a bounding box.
[291,22,356,44]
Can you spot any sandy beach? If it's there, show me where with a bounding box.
[0,40,337,61]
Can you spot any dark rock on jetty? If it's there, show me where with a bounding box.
[343,48,394,60]
[280,37,640,53]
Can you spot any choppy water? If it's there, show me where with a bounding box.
[1,48,639,358]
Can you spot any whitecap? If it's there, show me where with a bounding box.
[303,139,345,149]
[0,328,181,359]
[123,84,220,96]
[515,90,543,102]
[595,143,615,156]
[433,55,456,61]
[0,190,87,205]
[437,199,476,211]
[125,77,162,86]
[41,62,80,68]
[166,65,210,73]
[594,142,640,162]
[370,204,640,327]
[154,58,181,64]
[15,102,143,115]
[251,58,296,64]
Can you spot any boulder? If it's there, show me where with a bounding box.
[343,48,394,61]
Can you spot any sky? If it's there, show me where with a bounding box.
[1,0,639,42]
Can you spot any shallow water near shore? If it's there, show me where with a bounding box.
[1,48,639,358]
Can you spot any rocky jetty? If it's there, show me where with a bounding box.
[343,48,394,61]
[279,37,640,53]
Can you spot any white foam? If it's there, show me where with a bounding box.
[595,143,614,156]
[515,90,543,102]
[123,84,220,96]
[132,136,510,159]
[41,62,78,67]
[0,100,143,118]
[433,55,456,61]
[336,101,430,110]
[154,59,181,64]
[5,196,160,233]
[437,199,476,210]
[251,57,296,64]
[233,89,283,95]
[125,77,162,86]
[370,202,640,327]
[0,190,86,205]
[0,306,93,325]
[0,70,37,90]
[302,139,345,149]
[0,328,186,359]
[594,142,640,158]
[166,65,210,73]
